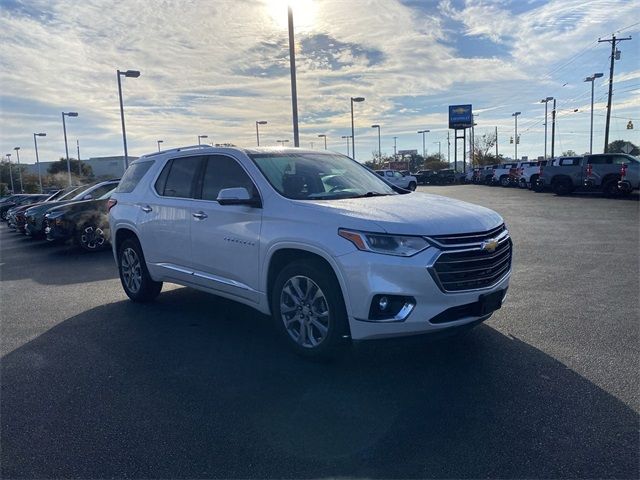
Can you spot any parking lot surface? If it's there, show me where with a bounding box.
[1,185,638,479]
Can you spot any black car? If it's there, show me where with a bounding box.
[1,195,49,221]
[7,188,75,232]
[431,169,456,185]
[414,170,433,185]
[44,187,115,251]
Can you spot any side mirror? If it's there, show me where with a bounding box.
[217,187,261,207]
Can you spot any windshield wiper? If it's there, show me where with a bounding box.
[353,192,391,198]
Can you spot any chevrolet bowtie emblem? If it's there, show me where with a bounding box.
[481,239,498,253]
[453,107,467,114]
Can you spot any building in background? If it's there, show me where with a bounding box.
[22,156,136,179]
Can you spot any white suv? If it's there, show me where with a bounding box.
[109,146,512,358]
[374,169,418,190]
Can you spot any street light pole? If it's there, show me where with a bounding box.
[317,134,327,149]
[550,99,557,159]
[417,130,429,158]
[77,140,82,176]
[61,111,78,187]
[584,73,603,154]
[540,97,553,159]
[157,140,163,152]
[13,147,23,193]
[341,135,350,156]
[512,112,521,160]
[350,97,365,161]
[5,154,14,193]
[33,133,45,193]
[288,6,300,147]
[434,141,441,157]
[117,69,141,170]
[256,121,267,146]
[371,125,381,161]
[393,136,398,157]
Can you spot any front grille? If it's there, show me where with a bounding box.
[429,238,512,292]
[429,224,506,248]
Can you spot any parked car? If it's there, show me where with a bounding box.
[414,170,432,185]
[1,194,44,221]
[477,165,497,185]
[109,146,511,359]
[8,187,82,233]
[375,169,418,190]
[536,154,638,196]
[5,194,51,229]
[618,161,639,195]
[44,187,115,251]
[490,163,520,187]
[24,180,119,238]
[427,169,455,185]
[516,161,544,189]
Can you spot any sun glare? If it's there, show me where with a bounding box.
[265,0,317,32]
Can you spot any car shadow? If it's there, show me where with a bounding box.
[1,288,637,479]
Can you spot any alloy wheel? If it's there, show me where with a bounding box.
[81,226,105,250]
[121,247,142,293]
[280,275,330,348]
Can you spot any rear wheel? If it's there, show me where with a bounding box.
[271,260,349,359]
[118,237,162,302]
[602,180,620,198]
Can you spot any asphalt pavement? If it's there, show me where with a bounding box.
[1,185,638,479]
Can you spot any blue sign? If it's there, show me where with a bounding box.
[449,104,473,129]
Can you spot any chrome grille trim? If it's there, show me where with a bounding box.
[427,223,507,249]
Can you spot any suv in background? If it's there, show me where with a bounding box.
[375,169,417,190]
[109,146,511,359]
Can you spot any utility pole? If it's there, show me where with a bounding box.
[77,140,81,175]
[495,126,499,157]
[447,131,450,165]
[288,6,300,147]
[598,34,632,152]
[393,136,398,157]
[550,99,557,159]
[512,112,521,160]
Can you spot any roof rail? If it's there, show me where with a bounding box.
[144,144,214,158]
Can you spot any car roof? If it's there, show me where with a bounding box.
[139,145,341,161]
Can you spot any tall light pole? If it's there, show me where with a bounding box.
[117,69,140,170]
[584,73,604,154]
[417,130,429,158]
[13,147,23,193]
[5,154,14,193]
[198,135,208,145]
[256,121,267,146]
[350,97,365,160]
[157,140,164,152]
[287,6,299,147]
[76,140,82,176]
[317,134,327,149]
[550,99,557,159]
[61,111,78,187]
[33,133,45,193]
[433,141,441,158]
[371,125,381,161]
[512,112,521,160]
[393,136,398,157]
[341,135,351,156]
[540,97,553,159]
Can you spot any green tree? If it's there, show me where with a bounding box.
[607,140,639,156]
[562,149,577,156]
[472,132,498,166]
[47,157,93,177]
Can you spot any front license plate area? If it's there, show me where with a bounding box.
[479,290,504,315]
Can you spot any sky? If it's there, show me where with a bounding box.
[0,0,639,167]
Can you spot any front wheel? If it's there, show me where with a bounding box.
[552,178,572,196]
[118,237,162,302]
[271,260,349,359]
[407,182,417,191]
[602,180,620,198]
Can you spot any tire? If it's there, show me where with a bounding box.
[0,211,7,221]
[271,259,349,359]
[77,223,108,252]
[552,178,572,196]
[602,180,619,198]
[500,176,510,187]
[117,237,162,302]
[407,182,417,191]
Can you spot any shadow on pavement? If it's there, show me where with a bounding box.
[1,288,638,479]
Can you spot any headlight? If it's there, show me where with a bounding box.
[338,229,430,257]
[45,211,64,220]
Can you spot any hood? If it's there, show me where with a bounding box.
[25,199,77,217]
[294,192,503,236]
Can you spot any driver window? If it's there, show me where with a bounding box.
[394,171,402,178]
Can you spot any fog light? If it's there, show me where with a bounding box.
[378,296,389,311]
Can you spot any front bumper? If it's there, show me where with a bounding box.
[45,221,72,242]
[336,245,511,341]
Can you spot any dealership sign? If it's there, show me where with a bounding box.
[449,104,473,129]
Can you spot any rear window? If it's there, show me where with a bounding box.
[116,161,154,193]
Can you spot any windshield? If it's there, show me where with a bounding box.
[249,152,397,200]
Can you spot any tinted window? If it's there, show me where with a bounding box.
[90,183,118,199]
[200,155,256,201]
[612,155,632,165]
[158,156,203,198]
[116,161,153,193]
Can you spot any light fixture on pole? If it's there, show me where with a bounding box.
[255,121,268,146]
[5,154,14,193]
[540,97,553,159]
[197,135,208,145]
[33,133,46,192]
[13,147,23,193]
[317,134,327,149]
[350,97,365,160]
[341,135,351,156]
[276,139,290,146]
[117,69,140,170]
[417,130,430,158]
[371,124,381,160]
[287,6,299,147]
[584,73,604,154]
[157,140,164,152]
[512,112,521,160]
[61,111,78,187]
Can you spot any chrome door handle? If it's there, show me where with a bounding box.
[141,205,153,213]
[192,211,208,220]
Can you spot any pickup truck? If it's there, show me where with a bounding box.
[478,165,497,185]
[491,162,520,187]
[517,161,546,189]
[618,161,640,195]
[536,154,639,196]
[375,169,418,190]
